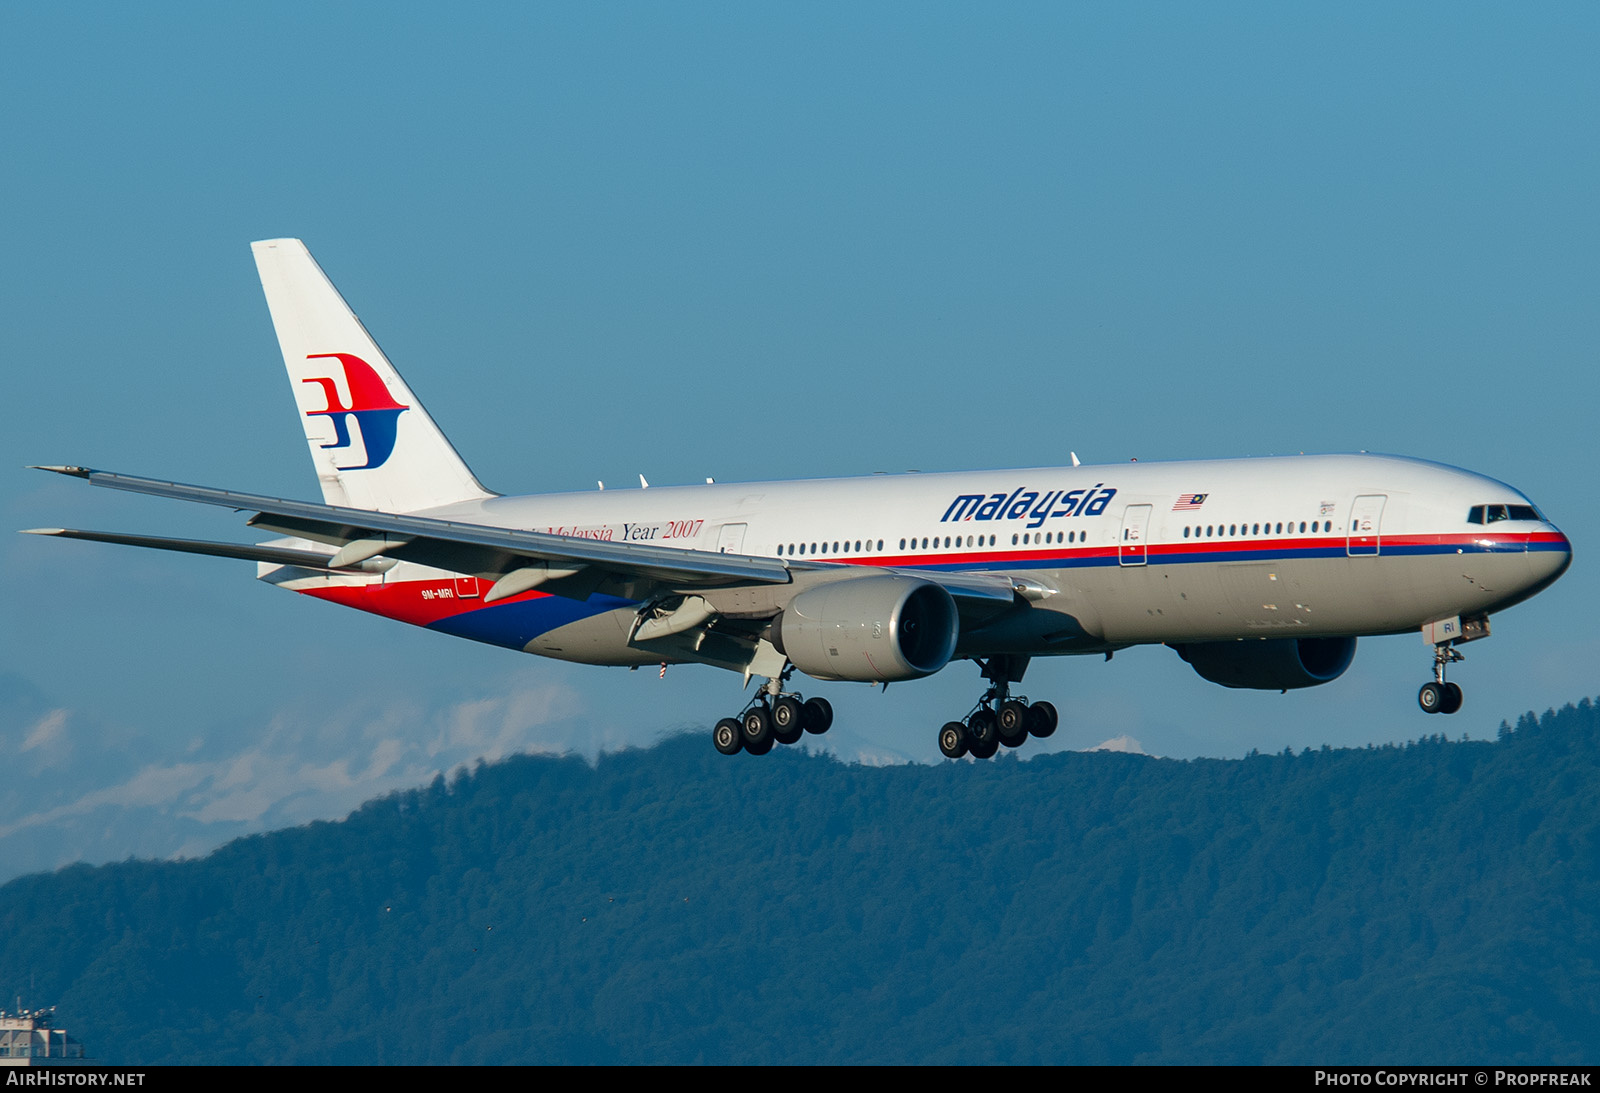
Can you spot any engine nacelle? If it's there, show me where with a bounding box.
[1173,636,1357,690]
[772,575,960,683]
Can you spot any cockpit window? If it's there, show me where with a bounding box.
[1467,503,1543,524]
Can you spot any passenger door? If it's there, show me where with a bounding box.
[1347,495,1387,556]
[1119,505,1152,567]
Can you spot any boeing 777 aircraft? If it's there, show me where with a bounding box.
[27,240,1572,759]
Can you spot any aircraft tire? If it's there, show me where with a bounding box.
[802,697,834,735]
[742,706,774,748]
[1029,701,1058,738]
[997,701,1029,741]
[1418,682,1445,714]
[714,718,744,755]
[969,734,1000,760]
[939,722,969,759]
[967,709,998,749]
[772,697,805,744]
[1441,682,1463,715]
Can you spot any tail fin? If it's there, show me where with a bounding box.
[251,238,495,512]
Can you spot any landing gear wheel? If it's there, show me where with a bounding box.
[969,734,1000,760]
[939,722,969,759]
[967,710,998,750]
[1028,701,1058,738]
[1422,642,1468,717]
[997,701,1030,742]
[771,697,804,744]
[802,697,833,735]
[713,718,743,755]
[742,706,774,749]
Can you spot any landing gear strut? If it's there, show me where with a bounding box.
[712,664,833,756]
[938,657,1058,760]
[1418,642,1465,716]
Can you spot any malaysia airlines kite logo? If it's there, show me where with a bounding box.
[300,353,409,470]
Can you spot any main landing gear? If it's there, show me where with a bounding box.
[713,666,833,756]
[1418,642,1465,716]
[938,658,1058,760]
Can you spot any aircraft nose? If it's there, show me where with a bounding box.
[1525,527,1573,591]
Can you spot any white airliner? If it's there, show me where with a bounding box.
[27,240,1572,759]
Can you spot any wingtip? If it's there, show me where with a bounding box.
[27,465,92,478]
[19,528,65,536]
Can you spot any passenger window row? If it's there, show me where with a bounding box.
[780,540,885,557]
[1183,521,1331,539]
[895,535,999,551]
[778,517,1358,557]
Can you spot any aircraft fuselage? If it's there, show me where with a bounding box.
[264,453,1570,667]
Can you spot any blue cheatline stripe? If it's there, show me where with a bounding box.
[427,592,634,650]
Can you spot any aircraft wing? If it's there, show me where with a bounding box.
[28,466,1020,613]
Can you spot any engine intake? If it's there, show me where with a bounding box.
[773,576,960,683]
[1174,636,1357,690]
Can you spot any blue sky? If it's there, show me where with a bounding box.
[3,3,1597,879]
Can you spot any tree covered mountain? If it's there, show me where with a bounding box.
[2,699,1597,1064]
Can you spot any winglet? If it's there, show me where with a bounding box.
[27,465,92,478]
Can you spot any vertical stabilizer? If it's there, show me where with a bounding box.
[251,239,495,512]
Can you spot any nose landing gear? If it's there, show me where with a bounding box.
[1418,614,1492,715]
[1418,642,1465,715]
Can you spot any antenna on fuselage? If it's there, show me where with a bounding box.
[639,474,650,489]
[1070,452,1081,467]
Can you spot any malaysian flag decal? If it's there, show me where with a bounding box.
[1173,493,1207,511]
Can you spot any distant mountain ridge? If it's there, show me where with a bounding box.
[1,699,1597,1064]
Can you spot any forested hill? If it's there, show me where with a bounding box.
[2,699,1598,1065]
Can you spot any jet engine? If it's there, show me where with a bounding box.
[772,575,960,683]
[1173,636,1357,690]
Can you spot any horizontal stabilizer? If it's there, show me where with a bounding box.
[18,527,390,571]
